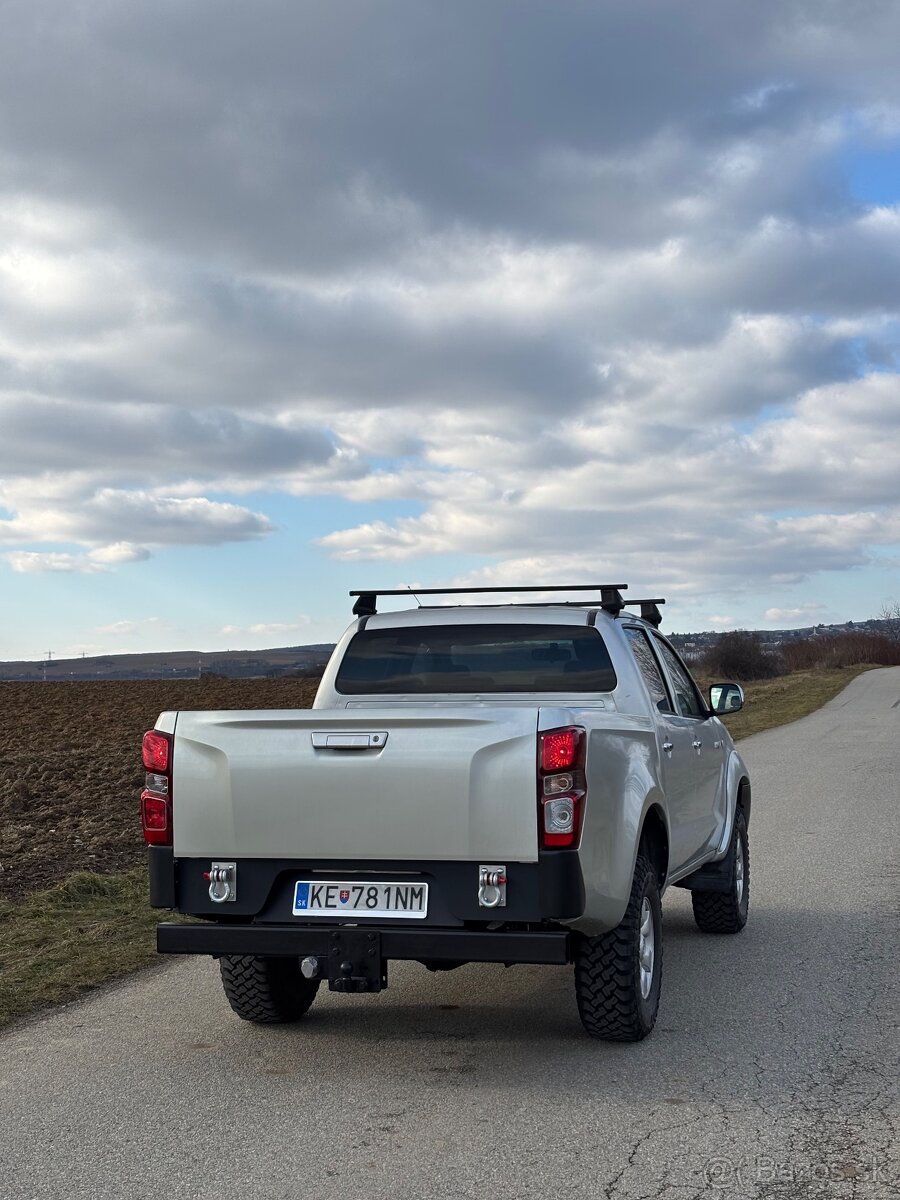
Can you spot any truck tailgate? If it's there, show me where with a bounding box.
[171,707,541,862]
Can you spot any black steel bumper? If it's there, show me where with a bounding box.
[148,847,585,924]
[157,921,572,965]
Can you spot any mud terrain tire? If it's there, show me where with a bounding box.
[574,854,662,1041]
[219,955,319,1023]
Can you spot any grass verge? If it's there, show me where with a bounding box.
[0,868,163,1029]
[718,665,872,741]
[0,666,876,1031]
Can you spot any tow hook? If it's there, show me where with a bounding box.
[478,865,507,908]
[203,861,237,903]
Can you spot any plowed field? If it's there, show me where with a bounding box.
[0,678,319,902]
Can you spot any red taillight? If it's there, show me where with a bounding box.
[142,731,170,772]
[540,728,580,772]
[141,791,169,844]
[537,726,585,849]
[141,729,173,846]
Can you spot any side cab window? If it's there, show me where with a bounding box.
[623,626,673,714]
[652,635,706,720]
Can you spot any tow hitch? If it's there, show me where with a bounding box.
[325,929,386,993]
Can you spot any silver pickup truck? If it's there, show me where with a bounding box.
[148,585,751,1041]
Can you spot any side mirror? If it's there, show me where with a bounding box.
[709,682,744,714]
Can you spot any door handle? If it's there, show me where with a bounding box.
[311,731,388,749]
[662,741,674,753]
[692,739,703,750]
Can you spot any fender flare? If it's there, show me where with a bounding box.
[713,750,751,859]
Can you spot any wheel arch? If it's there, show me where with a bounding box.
[638,803,670,890]
[736,776,751,825]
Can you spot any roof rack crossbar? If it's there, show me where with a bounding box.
[350,585,627,598]
[350,585,628,617]
[409,600,627,610]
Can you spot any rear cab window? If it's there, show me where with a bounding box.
[335,623,618,694]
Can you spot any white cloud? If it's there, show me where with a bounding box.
[86,542,150,565]
[218,619,314,648]
[5,551,105,574]
[0,489,274,562]
[220,619,312,637]
[4,544,150,574]
[95,617,167,636]
[81,492,275,545]
[733,82,794,114]
[764,604,824,623]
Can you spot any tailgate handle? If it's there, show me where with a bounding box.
[311,732,388,750]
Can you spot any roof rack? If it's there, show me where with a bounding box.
[623,598,666,628]
[350,584,629,618]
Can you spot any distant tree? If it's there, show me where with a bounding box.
[877,600,900,637]
[703,631,783,681]
[782,632,900,670]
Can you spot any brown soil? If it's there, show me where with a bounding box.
[0,677,320,902]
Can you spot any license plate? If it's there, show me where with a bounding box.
[292,880,428,919]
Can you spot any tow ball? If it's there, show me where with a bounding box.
[326,930,386,993]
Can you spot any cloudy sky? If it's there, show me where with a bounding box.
[1,0,899,660]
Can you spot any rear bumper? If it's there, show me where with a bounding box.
[149,847,585,924]
[157,921,572,965]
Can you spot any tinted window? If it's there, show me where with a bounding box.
[623,627,673,713]
[653,637,705,719]
[336,624,618,694]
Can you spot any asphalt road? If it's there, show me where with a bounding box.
[2,668,898,1199]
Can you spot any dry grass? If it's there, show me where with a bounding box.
[0,869,165,1028]
[713,666,872,740]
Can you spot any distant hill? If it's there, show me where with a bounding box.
[3,615,896,682]
[0,643,336,682]
[668,617,898,661]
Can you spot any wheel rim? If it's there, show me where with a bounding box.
[735,834,745,904]
[638,896,655,999]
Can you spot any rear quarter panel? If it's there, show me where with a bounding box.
[572,713,667,934]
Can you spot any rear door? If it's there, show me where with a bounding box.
[171,706,541,863]
[622,625,702,871]
[650,634,725,863]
